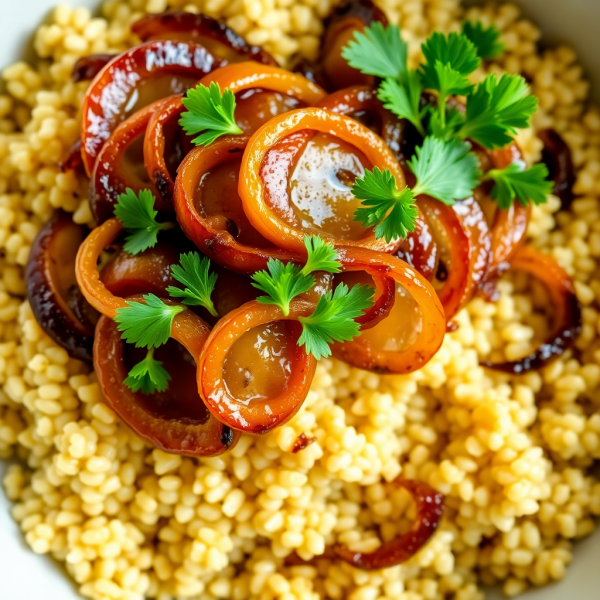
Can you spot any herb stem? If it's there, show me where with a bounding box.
[158,221,177,232]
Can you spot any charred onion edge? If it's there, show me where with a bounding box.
[539,128,575,209]
[332,248,446,374]
[197,299,317,434]
[173,134,301,274]
[94,312,240,456]
[335,478,444,570]
[71,53,116,83]
[481,245,582,374]
[239,107,405,254]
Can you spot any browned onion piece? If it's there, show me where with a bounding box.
[394,211,439,282]
[481,246,582,374]
[72,53,116,82]
[95,313,239,456]
[59,139,84,174]
[539,128,575,209]
[132,11,277,65]
[335,479,444,570]
[26,211,99,362]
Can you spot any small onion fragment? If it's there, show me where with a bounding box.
[335,479,444,570]
[539,128,575,209]
[26,211,99,363]
[481,246,582,374]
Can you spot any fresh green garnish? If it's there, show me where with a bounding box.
[297,283,374,360]
[341,22,408,79]
[166,252,218,317]
[124,348,170,395]
[179,82,243,146]
[251,236,342,316]
[462,21,504,60]
[115,294,184,349]
[301,235,341,276]
[113,188,174,255]
[378,71,425,136]
[483,162,553,208]
[352,167,418,243]
[458,73,538,149]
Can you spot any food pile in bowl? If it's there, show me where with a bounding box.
[1,0,599,598]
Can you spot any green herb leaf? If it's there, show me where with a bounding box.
[179,82,243,146]
[115,294,184,349]
[298,283,374,360]
[341,22,408,79]
[462,21,504,60]
[421,31,481,83]
[124,348,170,395]
[428,104,465,140]
[251,259,314,317]
[485,162,552,208]
[302,236,341,276]
[378,71,425,136]
[409,136,481,205]
[459,73,538,149]
[166,252,218,317]
[424,61,474,99]
[113,188,173,255]
[352,167,418,243]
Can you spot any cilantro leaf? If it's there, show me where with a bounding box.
[459,73,538,149]
[352,167,418,243]
[485,162,552,209]
[251,259,314,317]
[302,236,341,276]
[341,22,408,79]
[166,252,218,317]
[421,31,481,82]
[462,21,504,60]
[113,188,173,255]
[298,283,374,360]
[124,348,170,395]
[179,82,243,146]
[378,71,425,136]
[428,104,465,140]
[424,61,474,99]
[409,136,481,205]
[115,294,184,349]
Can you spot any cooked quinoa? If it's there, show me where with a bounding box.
[1,1,600,599]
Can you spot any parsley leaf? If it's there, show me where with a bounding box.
[459,73,538,149]
[421,31,481,82]
[298,283,374,360]
[484,162,552,208]
[378,71,426,136]
[115,294,184,349]
[179,82,243,146]
[462,21,504,60]
[251,260,314,317]
[166,252,218,317]
[113,188,174,255]
[341,22,408,79]
[302,236,341,276]
[428,104,465,140]
[409,136,481,205]
[124,348,170,395]
[352,167,418,243]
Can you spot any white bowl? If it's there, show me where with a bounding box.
[1,1,599,598]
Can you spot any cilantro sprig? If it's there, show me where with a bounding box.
[298,284,374,360]
[113,189,175,255]
[341,21,551,218]
[123,348,170,395]
[166,252,218,317]
[180,82,243,146]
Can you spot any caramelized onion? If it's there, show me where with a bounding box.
[336,479,444,570]
[132,11,277,66]
[240,107,405,254]
[95,312,239,456]
[91,100,170,223]
[72,53,115,83]
[332,248,445,373]
[539,128,575,208]
[174,135,299,273]
[197,299,317,434]
[26,211,99,363]
[59,139,84,174]
[481,246,582,374]
[81,40,223,175]
[394,211,439,282]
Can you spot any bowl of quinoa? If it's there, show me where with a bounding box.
[1,1,600,599]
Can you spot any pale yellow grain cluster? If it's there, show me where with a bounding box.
[1,1,600,599]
